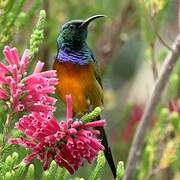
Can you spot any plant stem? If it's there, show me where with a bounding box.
[123,34,180,180]
[150,43,158,81]
[0,111,13,157]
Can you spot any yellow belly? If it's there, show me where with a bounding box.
[53,61,103,114]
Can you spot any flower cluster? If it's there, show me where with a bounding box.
[0,46,57,112]
[1,46,105,174]
[9,95,105,174]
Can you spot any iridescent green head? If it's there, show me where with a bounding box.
[57,15,105,51]
[56,15,105,64]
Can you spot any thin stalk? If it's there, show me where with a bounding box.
[150,43,158,81]
[0,111,13,157]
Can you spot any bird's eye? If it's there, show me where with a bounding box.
[69,25,76,30]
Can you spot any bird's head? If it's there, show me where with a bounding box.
[57,15,105,50]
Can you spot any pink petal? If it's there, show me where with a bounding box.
[45,96,57,105]
[15,104,25,112]
[33,61,44,73]
[77,129,92,137]
[28,104,56,112]
[68,128,77,135]
[10,48,20,65]
[88,138,104,151]
[38,70,57,78]
[20,49,29,73]
[37,86,55,94]
[11,65,18,82]
[0,88,8,99]
[23,153,37,164]
[66,95,73,120]
[3,46,14,65]
[48,78,58,85]
[82,120,106,128]
[0,76,7,84]
[46,116,60,131]
[8,137,36,148]
[25,75,48,85]
[9,77,16,94]
[71,121,82,128]
[12,89,23,107]
[0,62,10,74]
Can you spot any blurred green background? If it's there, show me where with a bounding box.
[0,0,179,179]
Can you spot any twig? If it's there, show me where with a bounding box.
[150,43,159,80]
[150,15,173,51]
[123,34,180,180]
[148,166,161,179]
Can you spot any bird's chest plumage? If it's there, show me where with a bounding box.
[53,61,102,114]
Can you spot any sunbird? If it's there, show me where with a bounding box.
[53,15,116,178]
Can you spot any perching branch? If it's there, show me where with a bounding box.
[123,34,180,180]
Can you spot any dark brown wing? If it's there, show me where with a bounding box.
[92,60,104,105]
[93,59,103,88]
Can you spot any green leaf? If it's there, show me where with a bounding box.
[48,160,57,179]
[26,164,34,180]
[81,107,102,123]
[3,172,12,180]
[88,151,105,180]
[11,152,19,165]
[55,168,68,180]
[2,155,13,172]
[171,112,180,132]
[29,10,46,61]
[42,171,50,180]
[116,161,125,180]
[14,162,26,180]
[41,161,58,180]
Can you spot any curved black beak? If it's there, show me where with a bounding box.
[79,15,106,28]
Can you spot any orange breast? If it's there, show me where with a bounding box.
[53,61,103,114]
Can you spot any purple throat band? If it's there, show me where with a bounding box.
[57,48,92,65]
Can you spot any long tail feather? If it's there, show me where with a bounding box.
[96,116,116,178]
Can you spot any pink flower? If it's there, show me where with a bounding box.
[169,97,180,113]
[0,46,58,113]
[9,95,105,174]
[123,105,143,142]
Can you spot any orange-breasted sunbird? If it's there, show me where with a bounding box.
[53,15,116,178]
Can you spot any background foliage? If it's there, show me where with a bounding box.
[0,0,179,179]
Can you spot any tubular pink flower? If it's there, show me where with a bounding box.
[33,61,44,73]
[0,62,10,74]
[0,88,8,99]
[0,46,58,113]
[9,95,106,174]
[66,94,73,120]
[11,48,20,65]
[3,46,14,65]
[19,49,29,74]
[27,104,56,113]
[38,70,57,78]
